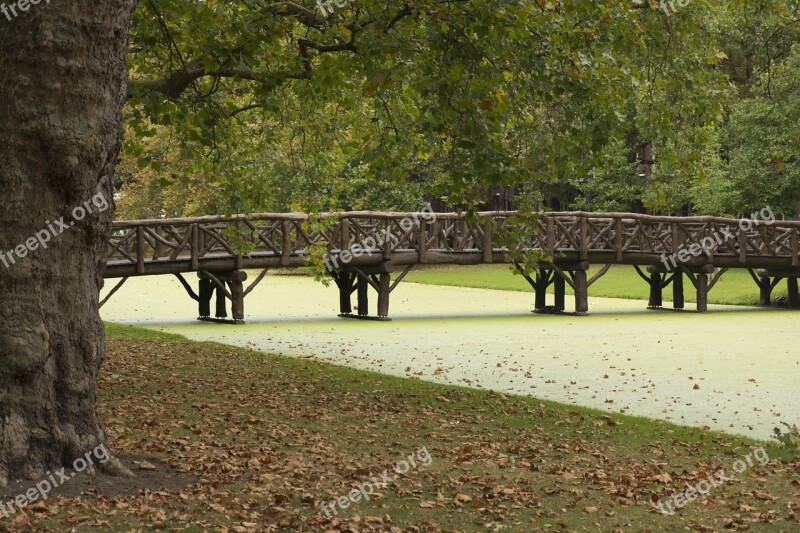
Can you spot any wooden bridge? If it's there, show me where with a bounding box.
[102,211,800,322]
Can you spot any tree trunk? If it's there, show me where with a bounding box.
[0,1,136,485]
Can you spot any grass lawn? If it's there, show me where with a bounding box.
[18,324,799,531]
[401,264,787,306]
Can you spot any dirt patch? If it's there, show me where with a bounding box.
[0,454,196,502]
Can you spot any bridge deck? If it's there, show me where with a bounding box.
[103,211,800,320]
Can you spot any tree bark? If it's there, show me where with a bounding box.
[0,1,137,485]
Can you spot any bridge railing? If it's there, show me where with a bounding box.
[106,211,800,276]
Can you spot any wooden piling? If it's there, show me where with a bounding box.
[357,276,369,316]
[338,273,353,314]
[215,285,228,318]
[534,269,549,310]
[648,272,663,309]
[230,279,244,320]
[760,275,772,306]
[554,274,565,312]
[696,273,709,313]
[672,272,684,310]
[788,277,799,308]
[574,269,588,313]
[377,273,391,317]
[198,278,212,317]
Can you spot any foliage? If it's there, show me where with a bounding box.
[773,422,800,454]
[714,44,800,216]
[118,0,733,219]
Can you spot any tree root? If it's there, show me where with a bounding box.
[98,455,135,478]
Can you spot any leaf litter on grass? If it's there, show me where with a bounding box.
[14,325,800,532]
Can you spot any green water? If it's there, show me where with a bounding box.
[101,274,800,440]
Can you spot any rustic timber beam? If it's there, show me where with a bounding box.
[98,277,129,308]
[199,270,248,282]
[756,268,800,278]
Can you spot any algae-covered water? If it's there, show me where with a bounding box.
[101,274,800,440]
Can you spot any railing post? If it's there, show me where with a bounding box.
[152,226,161,261]
[383,220,392,260]
[281,220,291,266]
[483,219,493,263]
[418,218,428,263]
[136,226,145,274]
[672,223,680,256]
[579,216,588,260]
[340,218,350,252]
[191,224,199,271]
[739,229,747,263]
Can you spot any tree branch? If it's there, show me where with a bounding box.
[128,65,309,100]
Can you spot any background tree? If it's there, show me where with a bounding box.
[121,0,727,217]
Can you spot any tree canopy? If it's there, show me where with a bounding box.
[117,0,800,219]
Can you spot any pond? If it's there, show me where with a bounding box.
[100,273,799,441]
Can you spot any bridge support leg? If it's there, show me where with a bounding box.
[750,269,787,306]
[230,279,244,321]
[194,270,251,323]
[534,269,549,310]
[788,278,800,308]
[377,273,391,318]
[215,285,228,318]
[553,274,565,312]
[673,272,684,310]
[335,272,356,315]
[574,270,588,314]
[357,277,369,316]
[636,266,666,311]
[199,278,213,317]
[642,266,698,312]
[648,273,663,309]
[334,262,401,321]
[696,273,709,313]
[760,275,773,306]
[752,269,800,308]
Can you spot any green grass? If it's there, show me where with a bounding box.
[26,324,799,531]
[401,264,786,305]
